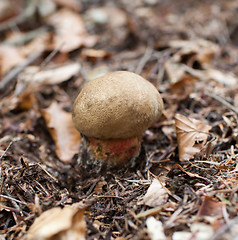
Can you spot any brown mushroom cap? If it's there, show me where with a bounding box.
[72,71,163,139]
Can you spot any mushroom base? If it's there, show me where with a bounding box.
[86,136,141,166]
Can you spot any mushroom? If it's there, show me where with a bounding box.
[72,71,163,168]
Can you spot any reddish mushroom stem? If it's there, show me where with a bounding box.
[86,136,141,165]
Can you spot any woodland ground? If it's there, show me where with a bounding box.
[0,0,238,239]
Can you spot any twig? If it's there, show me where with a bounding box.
[0,204,21,213]
[135,46,153,75]
[0,194,27,205]
[135,202,173,219]
[205,91,238,115]
[37,163,58,182]
[2,27,47,46]
[0,141,13,161]
[40,42,65,69]
[0,51,42,91]
[4,188,22,213]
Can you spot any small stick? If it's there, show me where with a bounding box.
[205,91,238,114]
[135,46,153,75]
[0,141,13,161]
[40,42,65,70]
[0,194,27,205]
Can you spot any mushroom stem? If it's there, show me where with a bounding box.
[86,136,141,166]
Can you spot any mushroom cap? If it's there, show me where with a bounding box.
[72,71,163,139]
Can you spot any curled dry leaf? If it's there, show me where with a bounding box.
[47,8,97,52]
[15,62,81,95]
[178,65,238,87]
[174,114,211,161]
[27,203,85,240]
[41,102,81,162]
[169,39,219,66]
[204,68,238,86]
[142,179,168,207]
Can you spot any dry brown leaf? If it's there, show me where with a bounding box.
[142,179,168,207]
[27,203,85,240]
[15,62,81,95]
[179,65,238,87]
[81,48,111,62]
[170,75,196,98]
[205,68,238,86]
[169,39,219,66]
[20,32,51,56]
[0,45,25,75]
[197,195,223,218]
[41,102,81,162]
[47,8,97,52]
[164,60,185,84]
[175,114,211,161]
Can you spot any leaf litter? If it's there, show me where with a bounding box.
[0,0,238,239]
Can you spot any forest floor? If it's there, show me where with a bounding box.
[0,0,238,239]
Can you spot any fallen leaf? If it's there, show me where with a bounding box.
[170,75,196,98]
[179,65,238,87]
[81,48,111,62]
[146,217,166,240]
[27,203,85,240]
[47,8,97,52]
[142,179,168,207]
[164,60,185,84]
[205,68,238,86]
[197,195,223,218]
[0,45,25,75]
[15,92,36,111]
[15,62,81,95]
[169,39,219,66]
[41,102,81,162]
[174,114,211,161]
[20,32,51,56]
[0,0,18,22]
